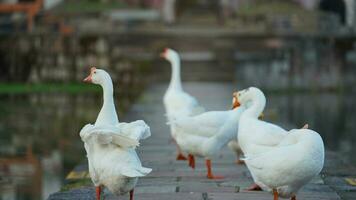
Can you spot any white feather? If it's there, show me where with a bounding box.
[237,87,325,198]
[172,107,245,158]
[80,68,151,196]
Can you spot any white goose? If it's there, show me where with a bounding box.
[169,94,245,179]
[161,48,204,161]
[80,67,152,200]
[236,87,325,200]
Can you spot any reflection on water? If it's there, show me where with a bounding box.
[0,93,102,200]
[0,90,355,199]
[266,92,356,165]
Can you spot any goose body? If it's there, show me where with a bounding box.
[80,68,151,200]
[239,116,288,156]
[173,108,244,157]
[170,99,245,178]
[164,89,203,119]
[236,87,325,199]
[244,128,324,198]
[161,48,204,160]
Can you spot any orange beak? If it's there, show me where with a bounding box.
[232,93,241,109]
[83,67,96,83]
[160,48,168,58]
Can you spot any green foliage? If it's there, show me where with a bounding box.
[0,83,101,94]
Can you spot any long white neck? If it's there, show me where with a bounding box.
[241,91,266,119]
[205,108,245,154]
[95,78,119,126]
[168,56,182,91]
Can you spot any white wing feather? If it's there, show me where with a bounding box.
[170,111,231,137]
[79,123,140,148]
[117,120,151,141]
[121,166,152,177]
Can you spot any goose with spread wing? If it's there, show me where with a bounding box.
[80,67,151,200]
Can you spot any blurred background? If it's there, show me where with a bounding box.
[0,0,355,199]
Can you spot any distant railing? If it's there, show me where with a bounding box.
[0,0,43,31]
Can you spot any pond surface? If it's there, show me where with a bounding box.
[0,93,102,200]
[0,86,355,200]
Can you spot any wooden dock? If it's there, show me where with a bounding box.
[48,82,356,200]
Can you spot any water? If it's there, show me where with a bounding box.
[265,92,356,165]
[0,88,355,200]
[0,93,102,200]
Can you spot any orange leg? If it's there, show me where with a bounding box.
[173,139,187,160]
[188,154,195,169]
[130,189,134,200]
[245,183,262,191]
[291,195,296,200]
[96,186,101,200]
[206,159,224,179]
[273,189,278,200]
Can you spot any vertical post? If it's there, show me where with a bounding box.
[345,0,356,29]
[162,0,176,25]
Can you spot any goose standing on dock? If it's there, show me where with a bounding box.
[168,93,245,179]
[80,67,152,200]
[236,87,325,200]
[161,48,204,161]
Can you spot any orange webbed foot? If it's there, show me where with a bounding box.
[207,174,224,179]
[205,159,224,179]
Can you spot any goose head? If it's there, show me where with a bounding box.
[83,67,112,85]
[160,48,179,63]
[235,87,265,105]
[231,92,241,109]
[235,87,266,119]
